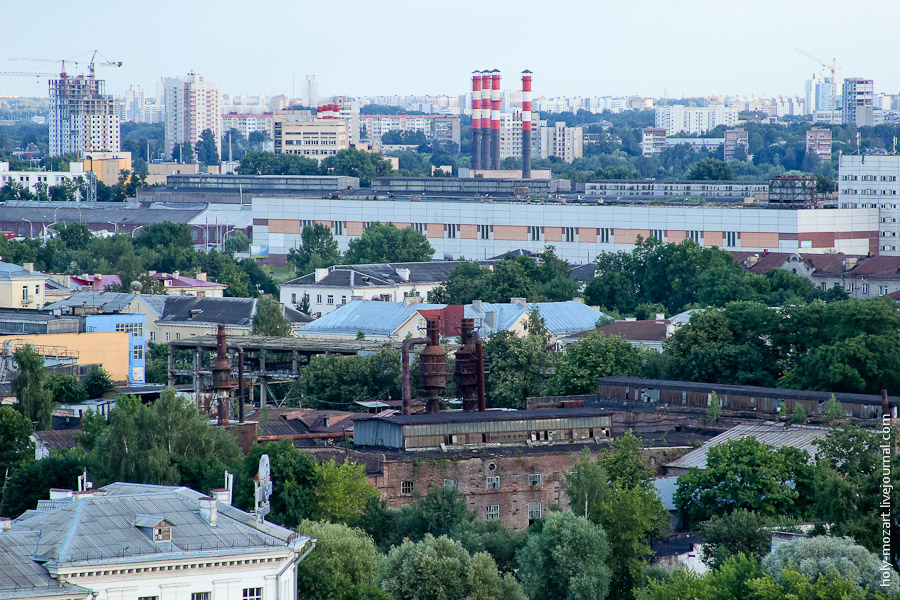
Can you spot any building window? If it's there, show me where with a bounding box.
[688,230,703,244]
[486,505,500,520]
[478,224,491,240]
[528,226,542,241]
[291,293,297,303]
[443,479,457,490]
[486,476,500,490]
[192,593,211,600]
[846,282,854,292]
[725,231,738,247]
[115,322,143,337]
[563,227,576,243]
[599,228,611,244]
[445,224,459,238]
[332,221,344,235]
[401,480,415,495]
[413,223,426,233]
[861,283,869,294]
[242,589,262,600]
[150,331,156,342]
[165,332,171,342]
[316,295,322,304]
[528,502,542,522]
[528,474,542,488]
[175,333,181,340]
[133,345,144,360]
[327,295,334,305]
[651,229,665,241]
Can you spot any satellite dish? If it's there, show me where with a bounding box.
[130,280,143,292]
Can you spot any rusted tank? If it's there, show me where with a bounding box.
[419,317,448,413]
[454,318,479,411]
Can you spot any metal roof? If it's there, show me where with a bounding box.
[158,296,257,327]
[0,262,47,282]
[0,531,91,600]
[299,301,446,338]
[10,483,307,567]
[169,334,394,353]
[282,261,463,288]
[653,476,679,511]
[0,202,205,226]
[353,407,610,426]
[44,291,141,313]
[664,423,830,470]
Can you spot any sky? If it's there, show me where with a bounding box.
[1,0,899,101]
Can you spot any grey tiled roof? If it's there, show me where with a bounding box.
[10,483,307,567]
[282,261,462,288]
[158,296,257,327]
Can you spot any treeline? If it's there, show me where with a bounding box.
[0,221,271,298]
[236,148,394,186]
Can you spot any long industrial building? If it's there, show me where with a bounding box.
[251,195,877,265]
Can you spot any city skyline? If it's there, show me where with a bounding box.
[2,0,899,101]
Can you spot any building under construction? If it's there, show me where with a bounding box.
[49,72,120,157]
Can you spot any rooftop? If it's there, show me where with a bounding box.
[353,407,610,426]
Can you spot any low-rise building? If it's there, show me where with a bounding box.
[82,152,132,186]
[145,162,201,186]
[723,129,749,161]
[150,271,227,297]
[273,110,350,159]
[0,332,132,384]
[806,128,832,163]
[0,162,87,201]
[0,262,48,309]
[2,482,312,600]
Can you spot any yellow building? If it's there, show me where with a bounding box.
[273,110,350,159]
[83,151,133,186]
[0,262,48,309]
[0,332,130,384]
[146,162,200,186]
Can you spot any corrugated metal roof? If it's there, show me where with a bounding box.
[300,301,446,337]
[653,476,679,511]
[665,423,829,470]
[354,407,609,425]
[0,531,91,600]
[10,483,306,566]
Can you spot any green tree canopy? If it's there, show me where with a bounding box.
[287,223,341,275]
[311,457,379,525]
[321,148,394,186]
[549,332,645,395]
[698,509,772,567]
[237,151,319,175]
[44,374,87,405]
[251,295,293,337]
[483,329,550,409]
[0,448,89,518]
[0,406,34,476]
[685,158,735,180]
[293,348,401,410]
[236,440,318,528]
[12,345,54,431]
[297,520,385,600]
[83,367,115,399]
[343,222,434,264]
[516,511,612,600]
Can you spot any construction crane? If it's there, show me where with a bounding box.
[87,50,122,78]
[795,47,838,112]
[8,57,75,78]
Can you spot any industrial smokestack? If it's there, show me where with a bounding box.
[480,71,492,170]
[471,71,482,171]
[491,69,501,169]
[522,70,532,179]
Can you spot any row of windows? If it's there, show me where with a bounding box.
[116,322,144,337]
[485,502,542,521]
[402,474,544,495]
[842,174,898,182]
[140,589,258,600]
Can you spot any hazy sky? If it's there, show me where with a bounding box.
[2,0,898,101]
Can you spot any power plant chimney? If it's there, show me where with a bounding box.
[471,72,482,171]
[480,71,492,170]
[521,70,532,179]
[490,70,501,169]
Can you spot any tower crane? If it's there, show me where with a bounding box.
[795,47,838,112]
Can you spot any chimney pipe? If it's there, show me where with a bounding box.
[0,517,11,532]
[471,72,482,171]
[491,70,501,170]
[481,71,492,170]
[474,331,486,412]
[401,336,427,415]
[199,497,217,526]
[522,70,533,179]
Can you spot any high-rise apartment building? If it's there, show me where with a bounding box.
[48,74,120,157]
[124,85,145,122]
[499,111,542,161]
[806,128,832,163]
[163,73,222,160]
[654,105,738,135]
[539,122,583,163]
[641,128,667,156]
[838,154,900,255]
[842,78,875,126]
[724,129,749,161]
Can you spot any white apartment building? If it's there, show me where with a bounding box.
[0,161,86,200]
[499,112,543,161]
[124,85,145,122]
[838,154,900,255]
[2,483,312,600]
[539,123,583,163]
[49,75,120,157]
[360,114,461,145]
[842,78,876,126]
[654,105,739,135]
[221,113,274,141]
[641,128,667,156]
[164,73,222,160]
[272,110,350,159]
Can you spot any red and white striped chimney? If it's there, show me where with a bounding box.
[521,70,533,179]
[480,71,492,170]
[490,70,501,170]
[471,71,482,171]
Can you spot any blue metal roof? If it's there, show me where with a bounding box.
[653,476,679,511]
[466,301,607,336]
[299,301,446,338]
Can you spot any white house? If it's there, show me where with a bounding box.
[2,482,313,600]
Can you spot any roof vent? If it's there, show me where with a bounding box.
[189,309,203,319]
[510,297,527,308]
[199,496,217,527]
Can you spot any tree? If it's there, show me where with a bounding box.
[450,520,526,575]
[293,349,402,410]
[12,345,54,430]
[0,406,33,476]
[224,230,251,254]
[251,296,293,337]
[297,520,386,600]
[706,390,721,423]
[685,158,734,180]
[45,374,87,404]
[343,222,434,264]
[674,437,808,527]
[195,128,220,166]
[83,367,115,398]
[762,535,898,594]
[482,330,550,409]
[134,221,194,251]
[94,391,241,491]
[791,403,806,424]
[236,440,318,528]
[548,333,644,395]
[516,511,611,600]
[823,394,845,422]
[0,449,89,518]
[320,148,394,186]
[311,457,379,525]
[698,509,771,567]
[376,534,523,600]
[428,261,493,304]
[237,151,319,175]
[287,223,341,275]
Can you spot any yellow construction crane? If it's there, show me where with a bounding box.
[795,47,838,112]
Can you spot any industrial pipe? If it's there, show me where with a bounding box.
[473,331,486,412]
[401,337,427,415]
[521,70,533,179]
[229,345,245,423]
[471,71,482,171]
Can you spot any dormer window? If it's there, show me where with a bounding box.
[154,524,171,542]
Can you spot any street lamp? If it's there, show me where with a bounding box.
[131,225,144,239]
[107,221,119,235]
[20,218,32,238]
